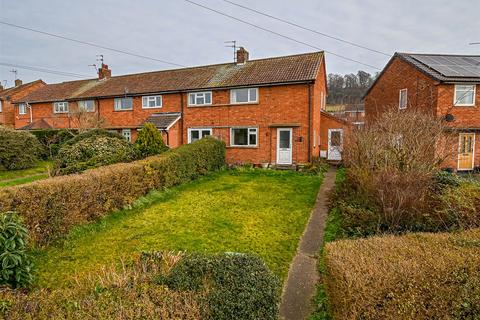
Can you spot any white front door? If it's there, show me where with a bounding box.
[328,129,343,160]
[277,128,293,165]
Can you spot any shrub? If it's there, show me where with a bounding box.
[53,135,139,175]
[0,212,33,288]
[62,128,124,146]
[163,252,281,320]
[30,129,75,159]
[135,123,168,157]
[0,137,226,246]
[0,252,203,319]
[0,128,42,170]
[324,228,480,320]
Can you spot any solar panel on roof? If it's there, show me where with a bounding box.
[410,54,480,78]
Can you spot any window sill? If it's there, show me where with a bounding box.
[142,107,163,109]
[114,109,134,112]
[454,105,476,108]
[227,145,259,149]
[187,102,259,108]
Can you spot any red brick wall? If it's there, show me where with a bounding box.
[364,56,438,123]
[1,81,45,127]
[320,113,349,156]
[311,57,328,159]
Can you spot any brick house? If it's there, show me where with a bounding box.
[364,53,480,171]
[17,49,334,165]
[0,79,45,128]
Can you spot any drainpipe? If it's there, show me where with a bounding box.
[308,83,312,162]
[180,92,184,144]
[26,103,33,123]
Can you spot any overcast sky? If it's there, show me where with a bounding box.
[1,0,479,86]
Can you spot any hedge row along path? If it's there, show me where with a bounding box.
[279,168,336,320]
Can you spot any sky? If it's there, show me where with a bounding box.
[1,0,479,87]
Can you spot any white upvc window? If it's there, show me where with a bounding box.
[454,84,476,106]
[78,100,95,112]
[188,91,212,106]
[114,97,133,111]
[18,103,27,115]
[230,127,258,147]
[0,100,2,113]
[188,128,212,143]
[54,101,69,113]
[399,89,407,109]
[122,129,132,142]
[142,95,162,108]
[231,88,258,104]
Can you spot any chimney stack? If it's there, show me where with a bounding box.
[236,47,249,64]
[15,79,22,87]
[98,63,111,80]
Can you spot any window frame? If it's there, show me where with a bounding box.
[142,95,163,109]
[18,103,27,115]
[230,127,258,147]
[53,101,69,114]
[122,129,132,142]
[0,100,2,113]
[78,100,95,112]
[187,128,212,143]
[230,87,259,104]
[399,88,408,109]
[114,97,134,111]
[454,84,476,107]
[188,91,212,106]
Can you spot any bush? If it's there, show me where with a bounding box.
[0,128,42,170]
[62,128,123,147]
[53,135,139,175]
[30,129,75,159]
[135,123,168,157]
[324,228,480,320]
[163,252,281,320]
[0,137,226,246]
[0,212,33,288]
[0,252,203,319]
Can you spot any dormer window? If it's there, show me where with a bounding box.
[53,101,69,113]
[454,84,476,106]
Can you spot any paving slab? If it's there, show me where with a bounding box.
[279,169,336,320]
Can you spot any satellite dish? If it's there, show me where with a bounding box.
[445,114,455,122]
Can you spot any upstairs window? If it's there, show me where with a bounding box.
[54,101,69,113]
[399,89,407,109]
[19,103,27,115]
[142,95,162,108]
[454,84,476,106]
[231,88,258,104]
[231,127,258,147]
[188,92,212,106]
[114,97,133,111]
[78,100,95,112]
[0,100,2,112]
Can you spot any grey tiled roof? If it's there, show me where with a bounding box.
[144,112,181,130]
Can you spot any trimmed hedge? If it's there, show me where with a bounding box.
[0,137,226,246]
[324,228,480,319]
[162,252,281,320]
[0,128,42,170]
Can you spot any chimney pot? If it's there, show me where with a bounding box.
[98,63,111,80]
[15,79,22,87]
[236,47,249,64]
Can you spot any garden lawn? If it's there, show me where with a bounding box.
[34,169,322,287]
[0,161,51,187]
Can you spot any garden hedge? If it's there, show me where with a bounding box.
[0,137,226,246]
[324,228,480,319]
[0,128,42,170]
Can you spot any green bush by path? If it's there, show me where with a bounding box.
[135,123,168,157]
[0,137,226,246]
[0,212,33,288]
[0,128,42,170]
[324,228,480,320]
[30,129,75,159]
[53,134,138,175]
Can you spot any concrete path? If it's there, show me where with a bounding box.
[279,169,336,320]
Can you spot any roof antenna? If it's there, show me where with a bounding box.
[9,69,17,80]
[88,63,97,74]
[225,41,237,63]
[2,80,7,87]
[96,54,104,65]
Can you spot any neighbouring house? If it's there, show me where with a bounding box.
[324,103,364,128]
[0,79,45,128]
[364,52,480,171]
[319,111,349,161]
[16,49,336,166]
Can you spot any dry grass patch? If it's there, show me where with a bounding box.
[324,228,480,320]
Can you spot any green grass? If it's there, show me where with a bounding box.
[33,169,322,288]
[308,168,345,320]
[0,161,52,187]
